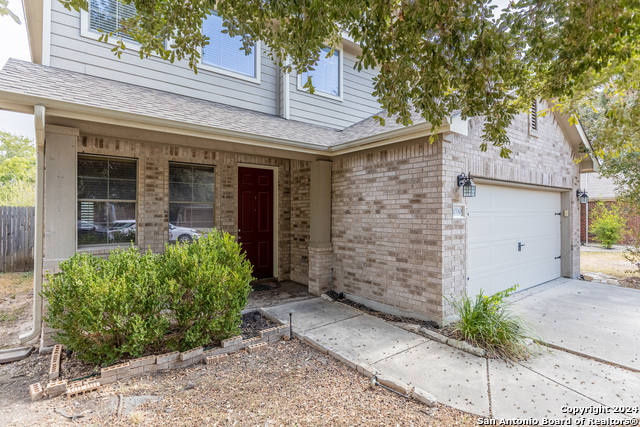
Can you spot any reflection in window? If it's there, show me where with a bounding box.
[88,0,137,41]
[202,12,256,78]
[169,163,215,243]
[77,156,137,246]
[301,47,340,96]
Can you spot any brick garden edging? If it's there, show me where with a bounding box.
[29,325,291,401]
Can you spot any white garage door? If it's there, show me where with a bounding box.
[467,184,562,298]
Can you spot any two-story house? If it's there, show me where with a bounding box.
[0,0,597,347]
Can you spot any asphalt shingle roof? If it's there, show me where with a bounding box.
[0,59,422,148]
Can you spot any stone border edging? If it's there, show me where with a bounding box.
[394,323,487,357]
[29,325,291,401]
[265,306,438,408]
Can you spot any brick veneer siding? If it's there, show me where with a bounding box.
[332,141,444,320]
[75,136,296,279]
[332,104,581,322]
[290,160,311,284]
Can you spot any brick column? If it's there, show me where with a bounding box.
[308,245,333,294]
[308,160,332,295]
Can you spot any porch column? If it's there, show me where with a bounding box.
[308,160,333,295]
[41,125,79,348]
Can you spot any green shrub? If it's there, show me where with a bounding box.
[162,231,253,351]
[446,285,541,360]
[590,201,626,249]
[42,247,170,364]
[42,230,253,364]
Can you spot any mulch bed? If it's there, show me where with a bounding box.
[325,291,461,339]
[0,310,278,400]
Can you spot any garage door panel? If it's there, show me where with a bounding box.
[468,184,562,298]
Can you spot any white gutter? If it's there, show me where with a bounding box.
[20,105,45,344]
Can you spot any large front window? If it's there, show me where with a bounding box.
[202,12,256,78]
[77,156,137,246]
[88,0,136,41]
[169,163,215,243]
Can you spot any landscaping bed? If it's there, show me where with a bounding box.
[0,310,278,406]
[0,339,477,426]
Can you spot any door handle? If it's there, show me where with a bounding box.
[518,242,525,251]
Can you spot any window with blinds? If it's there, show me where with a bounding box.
[77,155,137,246]
[89,0,136,41]
[168,163,215,243]
[202,12,256,78]
[301,47,340,97]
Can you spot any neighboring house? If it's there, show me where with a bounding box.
[0,0,597,347]
[580,173,639,245]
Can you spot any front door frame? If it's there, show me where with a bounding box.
[237,163,279,279]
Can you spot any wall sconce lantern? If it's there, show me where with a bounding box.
[457,173,476,197]
[576,189,589,204]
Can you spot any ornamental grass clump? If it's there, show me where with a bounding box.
[42,230,253,365]
[447,285,541,360]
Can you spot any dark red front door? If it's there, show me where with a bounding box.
[238,167,274,278]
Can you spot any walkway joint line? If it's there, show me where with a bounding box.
[305,313,363,333]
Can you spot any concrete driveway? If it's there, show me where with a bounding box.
[510,277,640,371]
[263,280,640,422]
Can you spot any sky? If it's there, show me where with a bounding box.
[0,0,513,141]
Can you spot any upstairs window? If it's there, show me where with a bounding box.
[299,47,342,100]
[77,156,137,246]
[168,163,215,243]
[88,0,136,41]
[202,12,258,80]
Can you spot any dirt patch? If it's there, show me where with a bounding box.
[580,251,636,278]
[620,277,640,290]
[0,271,35,350]
[239,310,277,339]
[0,339,478,426]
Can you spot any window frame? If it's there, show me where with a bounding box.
[80,0,145,50]
[198,11,261,84]
[168,162,216,240]
[296,45,344,102]
[76,154,138,248]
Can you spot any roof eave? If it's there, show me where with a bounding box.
[22,0,43,65]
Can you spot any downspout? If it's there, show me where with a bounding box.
[20,105,45,343]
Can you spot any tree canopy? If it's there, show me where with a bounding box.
[61,0,640,158]
[0,0,21,24]
[0,132,35,206]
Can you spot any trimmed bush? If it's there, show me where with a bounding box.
[590,201,626,249]
[42,230,253,365]
[42,247,170,364]
[446,285,541,360]
[162,231,253,351]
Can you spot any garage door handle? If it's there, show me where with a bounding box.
[518,242,525,251]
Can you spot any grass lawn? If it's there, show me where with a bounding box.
[580,251,637,278]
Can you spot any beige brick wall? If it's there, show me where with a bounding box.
[76,135,298,279]
[332,107,581,322]
[290,160,311,284]
[332,141,445,320]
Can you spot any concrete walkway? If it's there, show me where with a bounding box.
[264,295,640,422]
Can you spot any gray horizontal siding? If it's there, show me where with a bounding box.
[288,53,382,129]
[49,2,278,115]
[48,1,383,129]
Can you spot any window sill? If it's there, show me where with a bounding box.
[78,243,137,254]
[295,84,343,102]
[198,61,261,84]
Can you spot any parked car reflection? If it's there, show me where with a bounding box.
[169,223,200,243]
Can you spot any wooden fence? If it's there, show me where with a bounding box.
[0,206,35,272]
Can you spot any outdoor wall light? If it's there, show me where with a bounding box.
[576,189,589,204]
[457,173,476,197]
